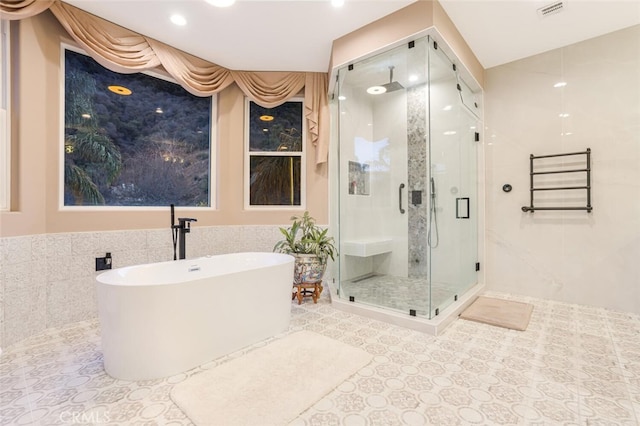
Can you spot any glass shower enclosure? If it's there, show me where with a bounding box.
[335,36,481,319]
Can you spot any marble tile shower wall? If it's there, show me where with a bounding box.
[0,225,283,349]
[407,84,428,278]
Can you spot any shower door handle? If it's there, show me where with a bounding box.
[399,183,406,214]
[456,197,470,219]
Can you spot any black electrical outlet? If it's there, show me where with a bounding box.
[96,253,112,271]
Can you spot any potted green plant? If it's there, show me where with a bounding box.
[273,211,337,284]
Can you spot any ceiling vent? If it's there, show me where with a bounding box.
[537,1,565,18]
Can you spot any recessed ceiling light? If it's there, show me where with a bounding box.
[443,105,452,111]
[554,81,567,88]
[332,0,345,7]
[444,131,457,135]
[108,85,132,95]
[367,86,386,95]
[408,74,418,82]
[558,113,570,118]
[204,0,236,7]
[260,115,274,122]
[170,14,187,26]
[338,95,346,101]
[156,107,163,114]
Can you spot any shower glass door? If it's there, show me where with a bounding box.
[427,40,480,315]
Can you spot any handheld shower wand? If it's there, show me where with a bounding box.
[428,177,439,248]
[171,204,178,260]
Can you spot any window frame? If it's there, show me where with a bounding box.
[243,97,306,210]
[0,20,10,212]
[59,43,217,211]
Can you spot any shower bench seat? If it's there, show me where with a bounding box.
[341,238,393,257]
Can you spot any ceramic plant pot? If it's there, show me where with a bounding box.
[293,254,326,284]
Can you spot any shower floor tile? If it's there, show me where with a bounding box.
[341,275,457,316]
[1,291,639,425]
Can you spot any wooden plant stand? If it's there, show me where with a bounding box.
[292,281,323,304]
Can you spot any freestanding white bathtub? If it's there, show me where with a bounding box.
[96,252,294,380]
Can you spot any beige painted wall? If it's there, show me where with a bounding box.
[431,0,483,87]
[329,0,484,89]
[0,12,328,238]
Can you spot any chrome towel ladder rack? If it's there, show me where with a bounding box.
[521,148,592,213]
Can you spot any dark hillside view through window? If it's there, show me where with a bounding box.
[63,49,212,207]
[248,100,303,206]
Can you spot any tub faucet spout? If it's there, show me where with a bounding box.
[170,205,198,260]
[177,218,197,260]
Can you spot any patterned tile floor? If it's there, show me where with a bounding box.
[1,291,640,425]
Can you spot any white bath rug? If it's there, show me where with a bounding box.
[170,330,372,426]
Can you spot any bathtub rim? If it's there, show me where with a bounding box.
[96,251,295,287]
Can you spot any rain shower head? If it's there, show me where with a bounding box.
[367,66,404,95]
[380,66,404,93]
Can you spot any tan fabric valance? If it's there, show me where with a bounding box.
[0,0,329,164]
[0,0,53,20]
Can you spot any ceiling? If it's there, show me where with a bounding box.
[64,0,640,72]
